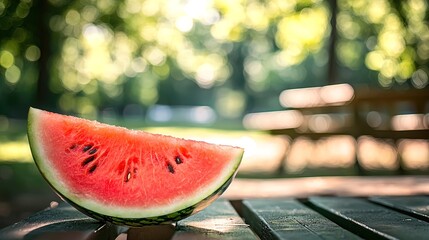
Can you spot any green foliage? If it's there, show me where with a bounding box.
[336,0,429,87]
[0,0,428,119]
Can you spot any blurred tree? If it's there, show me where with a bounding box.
[336,0,429,88]
[0,0,427,120]
[0,0,40,117]
[34,0,51,108]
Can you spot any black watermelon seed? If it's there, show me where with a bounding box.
[175,156,183,164]
[82,144,93,152]
[82,155,96,166]
[167,163,175,173]
[88,148,98,155]
[69,144,77,150]
[88,164,97,173]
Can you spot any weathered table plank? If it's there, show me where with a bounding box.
[242,199,361,240]
[123,200,258,240]
[369,196,429,221]
[15,200,257,240]
[172,200,258,240]
[0,202,118,240]
[309,197,429,240]
[2,196,429,240]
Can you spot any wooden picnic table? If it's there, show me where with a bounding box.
[1,190,429,239]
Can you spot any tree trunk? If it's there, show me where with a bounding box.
[326,0,338,84]
[35,0,51,108]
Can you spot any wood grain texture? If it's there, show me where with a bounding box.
[172,200,258,240]
[242,199,361,240]
[309,197,429,240]
[0,202,118,240]
[369,196,429,221]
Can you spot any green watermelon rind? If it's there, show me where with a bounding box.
[27,107,243,225]
[63,176,234,226]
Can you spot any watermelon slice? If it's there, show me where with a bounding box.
[27,107,243,226]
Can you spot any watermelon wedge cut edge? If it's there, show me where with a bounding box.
[27,107,244,220]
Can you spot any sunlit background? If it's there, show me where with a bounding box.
[0,0,428,228]
[2,0,428,118]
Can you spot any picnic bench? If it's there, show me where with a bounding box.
[1,192,429,239]
[243,85,429,175]
[270,85,429,140]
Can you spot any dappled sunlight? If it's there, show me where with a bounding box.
[1,0,336,117]
[1,50,21,86]
[182,216,248,234]
[391,114,427,131]
[280,87,320,108]
[281,135,429,174]
[357,136,398,171]
[0,140,32,163]
[279,84,354,108]
[275,5,329,67]
[339,0,428,86]
[236,136,288,173]
[398,139,429,170]
[310,136,356,168]
[285,136,355,173]
[243,110,303,130]
[320,84,355,105]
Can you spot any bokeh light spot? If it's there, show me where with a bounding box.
[5,65,21,84]
[0,51,14,68]
[65,9,81,26]
[25,45,41,62]
[411,69,429,89]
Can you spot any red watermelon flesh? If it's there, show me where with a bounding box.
[27,108,243,222]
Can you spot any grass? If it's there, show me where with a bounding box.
[0,139,33,163]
